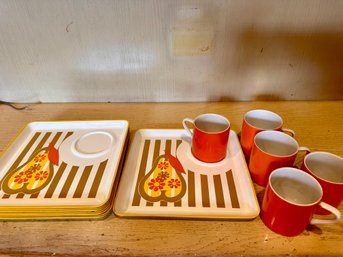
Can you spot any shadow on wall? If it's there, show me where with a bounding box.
[234,30,343,100]
[219,93,285,102]
[57,29,343,102]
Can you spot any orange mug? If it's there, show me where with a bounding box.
[249,130,309,187]
[240,109,295,157]
[301,152,343,215]
[182,113,230,163]
[261,168,341,237]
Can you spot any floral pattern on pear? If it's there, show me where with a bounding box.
[34,171,49,181]
[148,178,165,192]
[168,179,181,189]
[14,171,33,184]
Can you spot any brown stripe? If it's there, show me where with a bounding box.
[174,200,182,207]
[165,140,172,152]
[213,174,225,208]
[2,132,41,199]
[153,140,161,160]
[146,140,161,207]
[73,165,93,198]
[30,132,64,199]
[59,166,79,198]
[176,140,182,147]
[160,140,172,207]
[64,131,74,141]
[160,202,167,206]
[226,170,240,208]
[132,140,151,206]
[51,132,63,144]
[200,174,210,208]
[174,140,183,207]
[44,132,74,198]
[16,193,25,199]
[44,162,67,198]
[29,132,52,159]
[88,160,108,198]
[10,132,41,171]
[30,192,40,199]
[188,171,196,207]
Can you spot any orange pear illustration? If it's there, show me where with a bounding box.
[1,142,59,195]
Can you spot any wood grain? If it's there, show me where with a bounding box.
[0,101,342,257]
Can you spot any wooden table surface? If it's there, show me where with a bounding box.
[0,101,342,257]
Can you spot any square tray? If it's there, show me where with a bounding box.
[114,129,260,219]
[0,120,129,208]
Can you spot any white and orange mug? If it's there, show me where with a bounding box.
[261,168,341,237]
[240,109,295,157]
[301,152,343,215]
[182,113,230,163]
[249,130,309,187]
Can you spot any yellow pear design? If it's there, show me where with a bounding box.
[1,142,59,195]
[138,151,186,203]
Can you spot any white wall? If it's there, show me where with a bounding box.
[0,0,342,102]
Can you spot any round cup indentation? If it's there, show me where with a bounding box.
[176,141,231,175]
[75,131,114,155]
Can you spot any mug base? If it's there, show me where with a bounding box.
[261,212,305,237]
[191,149,226,163]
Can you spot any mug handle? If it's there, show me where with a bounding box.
[282,128,295,137]
[182,118,194,137]
[310,202,341,225]
[294,147,311,168]
[298,146,310,153]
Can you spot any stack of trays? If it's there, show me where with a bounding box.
[0,121,129,220]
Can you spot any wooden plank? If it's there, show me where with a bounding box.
[0,102,342,257]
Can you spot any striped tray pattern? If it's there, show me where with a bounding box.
[0,131,107,201]
[0,121,128,211]
[131,139,240,209]
[114,129,259,219]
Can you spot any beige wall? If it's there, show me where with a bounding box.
[0,0,342,102]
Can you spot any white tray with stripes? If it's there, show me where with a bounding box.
[0,121,128,208]
[114,129,260,219]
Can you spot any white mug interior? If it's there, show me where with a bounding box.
[254,131,298,157]
[304,152,343,184]
[270,168,322,205]
[245,109,283,130]
[194,113,230,133]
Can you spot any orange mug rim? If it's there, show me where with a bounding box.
[253,130,299,158]
[244,109,284,131]
[303,151,343,185]
[192,113,230,135]
[268,167,323,207]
